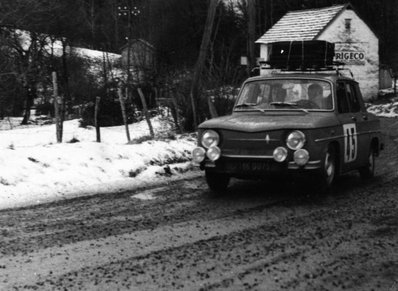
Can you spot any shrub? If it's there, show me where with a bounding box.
[35,102,54,117]
[79,98,135,127]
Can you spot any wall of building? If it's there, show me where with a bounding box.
[317,9,379,100]
[258,9,379,100]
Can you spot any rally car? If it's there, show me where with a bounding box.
[192,70,383,193]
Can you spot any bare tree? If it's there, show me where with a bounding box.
[0,29,49,124]
[190,0,220,129]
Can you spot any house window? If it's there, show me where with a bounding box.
[345,18,352,31]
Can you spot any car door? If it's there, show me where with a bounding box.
[335,80,366,172]
[352,82,372,167]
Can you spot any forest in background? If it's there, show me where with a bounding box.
[0,0,397,130]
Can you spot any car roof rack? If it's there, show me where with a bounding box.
[258,61,355,79]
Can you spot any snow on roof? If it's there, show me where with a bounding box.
[8,28,120,62]
[70,47,120,62]
[256,4,348,44]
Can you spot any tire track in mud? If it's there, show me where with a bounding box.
[6,179,397,290]
[0,177,293,257]
[0,195,305,289]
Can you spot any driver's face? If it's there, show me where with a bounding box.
[309,87,322,99]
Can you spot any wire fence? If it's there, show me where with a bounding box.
[0,116,54,131]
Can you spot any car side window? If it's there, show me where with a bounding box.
[346,83,360,112]
[337,82,350,113]
[353,83,365,112]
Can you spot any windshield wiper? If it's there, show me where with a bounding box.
[269,101,298,107]
[234,103,268,113]
[234,103,257,108]
[269,102,308,113]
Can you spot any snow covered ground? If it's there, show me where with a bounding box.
[0,117,198,210]
[0,102,397,210]
[366,100,398,118]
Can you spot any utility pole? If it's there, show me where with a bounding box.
[113,0,120,49]
[90,0,95,49]
[248,0,256,75]
[118,1,141,100]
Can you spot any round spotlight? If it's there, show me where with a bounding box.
[294,149,309,166]
[273,147,288,162]
[192,147,206,164]
[206,146,221,161]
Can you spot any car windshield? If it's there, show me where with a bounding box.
[234,79,333,111]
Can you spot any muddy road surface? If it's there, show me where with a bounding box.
[1,118,398,290]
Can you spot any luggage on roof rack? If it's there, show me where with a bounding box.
[267,40,335,70]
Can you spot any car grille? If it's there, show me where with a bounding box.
[219,130,284,157]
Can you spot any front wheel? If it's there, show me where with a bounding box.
[205,170,230,194]
[359,148,375,180]
[317,145,337,192]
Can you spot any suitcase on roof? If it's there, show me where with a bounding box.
[268,40,335,70]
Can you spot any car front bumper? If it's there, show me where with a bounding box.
[201,156,322,176]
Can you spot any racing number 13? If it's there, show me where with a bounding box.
[343,123,357,163]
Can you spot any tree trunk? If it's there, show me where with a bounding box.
[208,95,218,118]
[189,0,219,129]
[137,88,155,138]
[21,85,34,125]
[170,91,183,134]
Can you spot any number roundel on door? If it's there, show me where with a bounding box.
[343,123,357,163]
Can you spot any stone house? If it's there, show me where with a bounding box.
[256,3,380,100]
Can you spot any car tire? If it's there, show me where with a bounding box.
[318,145,336,193]
[359,147,375,180]
[205,170,230,194]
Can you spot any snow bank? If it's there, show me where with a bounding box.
[367,102,398,118]
[0,118,197,210]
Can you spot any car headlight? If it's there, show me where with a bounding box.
[286,130,306,150]
[201,130,220,148]
[273,147,288,162]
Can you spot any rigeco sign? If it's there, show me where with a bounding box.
[335,50,365,65]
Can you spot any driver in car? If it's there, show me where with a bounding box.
[307,83,324,108]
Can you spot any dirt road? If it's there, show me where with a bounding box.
[0,118,397,290]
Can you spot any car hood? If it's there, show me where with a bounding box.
[199,111,338,132]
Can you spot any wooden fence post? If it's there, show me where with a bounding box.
[52,71,63,143]
[170,93,183,133]
[117,86,131,143]
[137,88,154,138]
[94,96,101,142]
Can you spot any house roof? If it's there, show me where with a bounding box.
[256,4,350,44]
